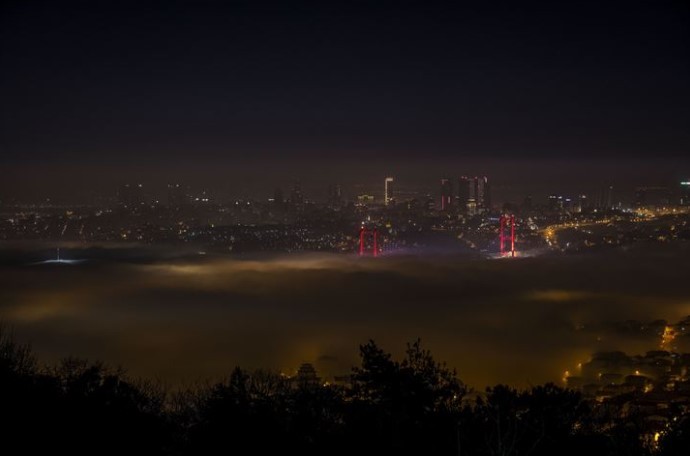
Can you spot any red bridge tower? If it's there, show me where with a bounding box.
[358,227,378,257]
[499,214,516,257]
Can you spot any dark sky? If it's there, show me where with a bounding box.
[1,0,689,197]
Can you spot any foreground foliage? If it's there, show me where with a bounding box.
[1,329,687,455]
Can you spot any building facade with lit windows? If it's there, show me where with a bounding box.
[384,177,395,206]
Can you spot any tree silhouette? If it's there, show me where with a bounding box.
[349,339,465,454]
[0,327,171,455]
[1,328,681,456]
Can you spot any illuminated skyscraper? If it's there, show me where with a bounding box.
[597,185,614,210]
[578,194,589,212]
[440,178,452,211]
[458,176,490,213]
[477,176,491,210]
[384,177,395,206]
[680,180,690,206]
[458,176,472,213]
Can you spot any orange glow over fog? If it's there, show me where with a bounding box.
[1,250,690,388]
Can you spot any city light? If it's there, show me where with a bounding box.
[2,1,689,452]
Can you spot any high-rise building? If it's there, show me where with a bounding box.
[598,185,614,210]
[563,197,574,213]
[290,181,304,206]
[680,180,690,206]
[548,194,563,212]
[457,176,490,213]
[458,176,472,211]
[635,187,671,208]
[384,177,395,206]
[477,176,490,210]
[287,181,306,214]
[440,178,452,211]
[295,363,320,386]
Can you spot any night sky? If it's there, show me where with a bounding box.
[3,0,690,406]
[1,1,689,198]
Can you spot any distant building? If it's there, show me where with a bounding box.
[477,176,491,210]
[578,194,589,212]
[597,185,614,210]
[635,187,672,208]
[548,194,563,212]
[295,363,320,386]
[190,190,212,205]
[424,194,436,211]
[466,199,477,215]
[680,180,690,206]
[290,181,304,206]
[357,194,375,204]
[458,176,472,211]
[384,177,395,206]
[563,197,574,213]
[440,178,452,211]
[458,176,490,214]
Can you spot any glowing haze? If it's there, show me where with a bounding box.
[1,245,689,388]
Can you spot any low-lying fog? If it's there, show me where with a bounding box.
[1,243,689,388]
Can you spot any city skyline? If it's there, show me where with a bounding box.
[2,2,690,453]
[3,168,688,208]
